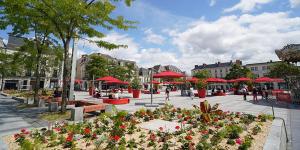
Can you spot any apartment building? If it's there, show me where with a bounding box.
[244,60,279,78]
[0,35,62,90]
[192,60,242,78]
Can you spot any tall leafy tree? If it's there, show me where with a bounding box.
[1,0,135,112]
[193,70,211,79]
[267,62,300,79]
[85,55,108,79]
[225,64,253,79]
[0,50,23,91]
[125,63,136,81]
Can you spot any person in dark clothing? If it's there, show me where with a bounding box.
[242,87,247,100]
[252,87,258,103]
[165,87,170,101]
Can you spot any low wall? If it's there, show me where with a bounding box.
[263,118,287,150]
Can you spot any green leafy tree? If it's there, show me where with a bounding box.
[108,61,127,81]
[267,62,300,79]
[193,70,211,79]
[86,55,108,79]
[0,50,23,91]
[225,64,253,79]
[0,0,135,112]
[125,63,136,82]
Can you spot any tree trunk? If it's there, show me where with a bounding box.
[34,51,42,105]
[1,74,4,91]
[61,39,71,113]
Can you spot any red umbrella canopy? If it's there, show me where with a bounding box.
[272,78,285,83]
[153,71,185,78]
[186,77,199,83]
[163,81,184,85]
[206,78,227,83]
[149,80,160,84]
[106,80,128,85]
[235,77,252,82]
[96,76,119,81]
[254,77,273,83]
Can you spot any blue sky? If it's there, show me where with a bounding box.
[1,0,300,73]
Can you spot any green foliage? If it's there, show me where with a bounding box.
[227,139,235,145]
[193,70,211,79]
[196,79,207,89]
[238,135,253,150]
[252,125,262,135]
[240,114,256,125]
[225,125,243,139]
[131,78,141,90]
[267,62,300,78]
[225,64,253,80]
[86,55,109,79]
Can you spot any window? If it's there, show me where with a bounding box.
[220,69,222,72]
[251,67,258,71]
[262,66,267,70]
[215,69,217,73]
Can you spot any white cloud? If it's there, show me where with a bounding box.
[169,12,300,71]
[290,0,300,8]
[224,0,273,13]
[144,28,165,45]
[77,32,176,68]
[210,0,216,6]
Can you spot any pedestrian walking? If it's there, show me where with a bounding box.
[165,86,170,101]
[252,87,258,103]
[242,86,248,100]
[190,87,194,100]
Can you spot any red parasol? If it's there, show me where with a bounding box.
[235,77,252,82]
[153,71,184,78]
[206,78,227,83]
[272,78,285,83]
[254,77,274,83]
[186,77,199,83]
[96,76,119,81]
[149,80,160,84]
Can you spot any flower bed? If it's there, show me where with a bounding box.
[3,100,272,150]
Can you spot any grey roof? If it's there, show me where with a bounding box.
[245,61,280,66]
[6,35,25,50]
[193,62,233,70]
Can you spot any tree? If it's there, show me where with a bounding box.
[193,70,211,79]
[225,64,253,79]
[125,63,136,82]
[1,0,135,112]
[267,62,300,79]
[108,62,127,81]
[85,55,108,79]
[0,50,23,91]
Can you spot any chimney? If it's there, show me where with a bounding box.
[235,60,242,65]
[218,61,220,64]
[195,65,198,68]
[203,63,207,66]
[270,60,272,63]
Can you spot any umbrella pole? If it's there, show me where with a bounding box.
[150,68,153,104]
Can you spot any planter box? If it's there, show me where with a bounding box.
[197,89,206,98]
[132,89,140,98]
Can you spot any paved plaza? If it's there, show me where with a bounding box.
[0,92,299,149]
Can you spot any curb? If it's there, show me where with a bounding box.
[263,118,287,150]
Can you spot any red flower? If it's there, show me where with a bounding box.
[24,131,30,135]
[213,118,219,122]
[149,133,156,141]
[54,128,61,132]
[215,126,221,129]
[21,128,26,133]
[236,138,242,145]
[66,134,73,142]
[177,114,182,119]
[201,130,208,135]
[14,133,20,140]
[175,126,180,130]
[120,125,126,129]
[184,116,191,121]
[112,135,120,141]
[92,133,97,139]
[84,128,91,135]
[182,121,187,125]
[185,135,193,141]
[159,127,163,131]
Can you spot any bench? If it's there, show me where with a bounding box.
[103,98,130,105]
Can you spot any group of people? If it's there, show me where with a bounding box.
[242,86,270,103]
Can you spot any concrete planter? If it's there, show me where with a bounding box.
[263,118,288,150]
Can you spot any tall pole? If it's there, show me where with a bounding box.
[69,36,77,100]
[150,68,153,104]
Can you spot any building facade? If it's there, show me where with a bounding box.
[192,60,242,78]
[0,35,62,90]
[244,61,279,78]
[76,52,138,82]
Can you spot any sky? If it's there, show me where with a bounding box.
[1,0,300,73]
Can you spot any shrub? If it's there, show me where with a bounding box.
[196,79,207,89]
[227,139,235,145]
[240,114,256,125]
[225,125,243,139]
[131,78,142,90]
[252,125,262,135]
[238,135,253,150]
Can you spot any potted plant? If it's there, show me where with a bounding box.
[128,85,132,93]
[131,78,142,98]
[196,79,207,98]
